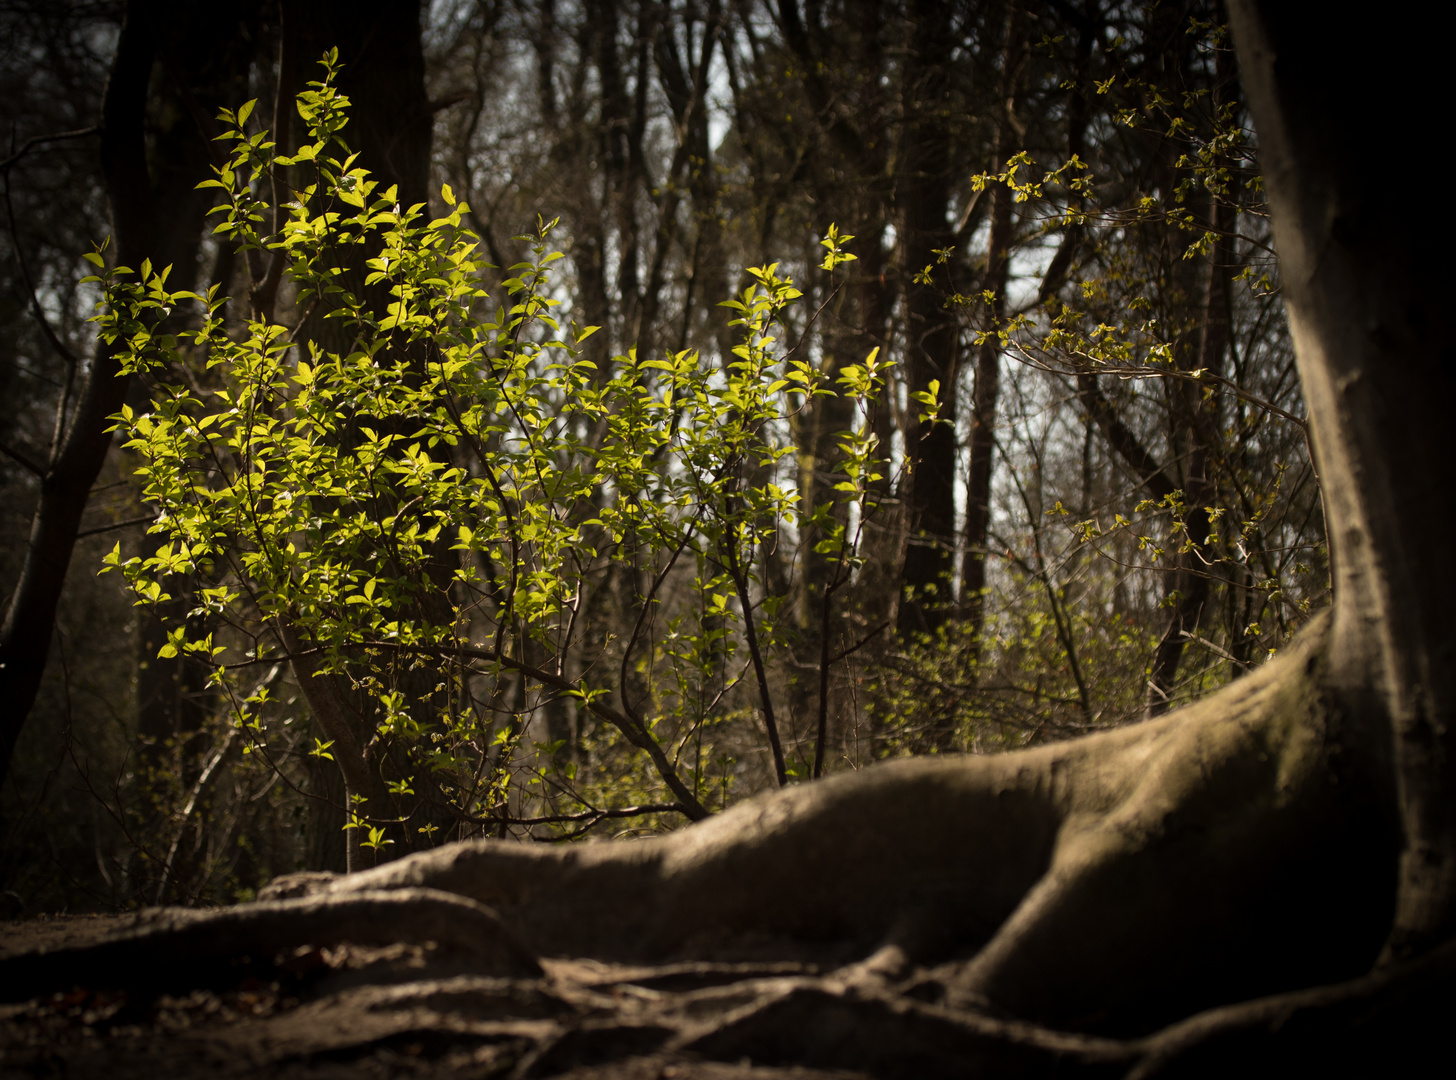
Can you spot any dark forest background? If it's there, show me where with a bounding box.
[0,0,1322,914]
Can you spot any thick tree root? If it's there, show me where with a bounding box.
[6,936,1452,1078]
[282,613,1395,1031]
[0,888,540,1003]
[0,616,1426,1074]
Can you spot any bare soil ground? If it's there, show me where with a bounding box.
[0,914,883,1079]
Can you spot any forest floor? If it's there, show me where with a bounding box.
[6,901,1450,1078]
[0,913,885,1079]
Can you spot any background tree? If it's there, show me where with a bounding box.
[2,0,1324,912]
[0,0,263,910]
[0,0,441,902]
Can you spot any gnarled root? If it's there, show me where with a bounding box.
[1,615,1415,1074]
[312,612,1395,1031]
[0,888,539,1003]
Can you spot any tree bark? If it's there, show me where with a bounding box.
[1228,0,1456,960]
[960,6,1026,685]
[0,0,245,784]
[894,0,959,640]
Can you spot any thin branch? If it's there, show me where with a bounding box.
[0,126,99,175]
[720,507,789,788]
[993,430,1093,720]
[0,439,45,478]
[155,728,237,903]
[75,514,157,539]
[254,638,713,822]
[4,172,82,463]
[251,14,296,322]
[829,619,892,666]
[2,182,82,371]
[620,510,704,724]
[458,801,683,829]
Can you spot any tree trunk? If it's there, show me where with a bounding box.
[0,0,250,785]
[133,5,262,797]
[279,0,435,868]
[894,0,958,641]
[1228,0,1456,959]
[960,6,1026,687]
[288,0,430,208]
[1144,197,1231,716]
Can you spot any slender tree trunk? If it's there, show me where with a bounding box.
[1144,197,1232,715]
[959,7,1026,686]
[278,623,376,874]
[894,0,958,641]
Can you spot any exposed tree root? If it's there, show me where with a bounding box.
[673,984,1133,1078]
[271,613,1396,1030]
[7,932,1451,1077]
[0,617,1429,1074]
[0,888,540,1003]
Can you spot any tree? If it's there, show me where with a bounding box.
[5,1,1455,1073]
[90,63,891,875]
[884,3,1321,749]
[1234,0,1456,961]
[0,0,254,787]
[0,0,447,902]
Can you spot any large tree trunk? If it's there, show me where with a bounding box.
[1228,0,1456,958]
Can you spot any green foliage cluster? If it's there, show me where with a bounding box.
[92,56,897,854]
[874,590,1157,753]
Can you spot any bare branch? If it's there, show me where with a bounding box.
[0,126,99,175]
[0,439,45,479]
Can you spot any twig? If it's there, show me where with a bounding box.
[620,510,704,724]
[0,126,98,175]
[459,801,682,829]
[4,171,82,460]
[0,439,44,478]
[258,637,713,821]
[75,514,157,539]
[829,620,891,665]
[720,504,788,788]
[155,729,237,903]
